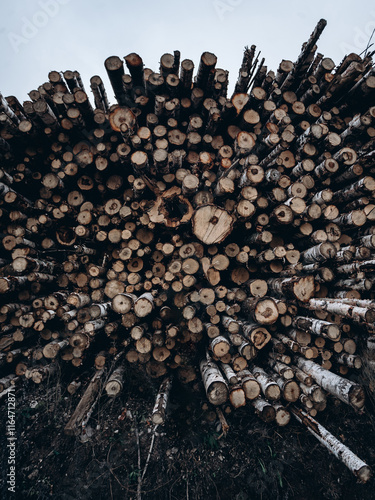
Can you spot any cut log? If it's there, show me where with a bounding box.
[105,365,125,397]
[291,407,371,483]
[64,370,104,435]
[151,376,172,424]
[192,205,234,245]
[200,357,228,405]
[295,357,365,410]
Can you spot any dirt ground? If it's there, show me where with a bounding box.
[1,362,375,500]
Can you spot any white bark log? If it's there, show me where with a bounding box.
[295,357,365,410]
[200,358,228,405]
[291,407,371,483]
[151,376,172,424]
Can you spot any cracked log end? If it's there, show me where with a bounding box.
[148,187,194,228]
[109,107,136,132]
[192,204,235,245]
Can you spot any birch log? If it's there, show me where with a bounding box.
[295,357,365,410]
[291,407,371,483]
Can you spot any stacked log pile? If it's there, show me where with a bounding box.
[0,18,374,481]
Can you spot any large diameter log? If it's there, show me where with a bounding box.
[151,376,172,425]
[200,358,228,405]
[112,293,136,314]
[273,375,300,402]
[242,296,279,325]
[210,335,230,357]
[291,407,371,483]
[148,187,194,228]
[192,204,234,245]
[267,276,315,302]
[295,357,365,410]
[301,242,336,264]
[43,339,69,359]
[0,276,28,293]
[229,384,246,408]
[109,106,136,133]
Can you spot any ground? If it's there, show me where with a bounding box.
[1,364,375,500]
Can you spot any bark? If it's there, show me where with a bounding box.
[292,316,341,341]
[291,407,371,483]
[64,370,105,435]
[200,357,228,405]
[251,397,276,423]
[295,357,365,410]
[251,365,281,401]
[151,376,172,424]
[307,298,375,323]
[105,365,125,397]
[242,297,279,325]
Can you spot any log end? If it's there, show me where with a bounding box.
[192,205,234,245]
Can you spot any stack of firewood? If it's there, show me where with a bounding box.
[0,18,374,482]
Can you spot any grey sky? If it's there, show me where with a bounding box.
[0,0,374,104]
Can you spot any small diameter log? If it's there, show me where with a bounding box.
[293,316,341,341]
[267,359,294,380]
[229,384,246,408]
[307,298,375,323]
[295,357,365,410]
[251,365,281,401]
[291,407,371,483]
[29,363,58,384]
[105,365,125,397]
[67,380,82,395]
[237,370,261,400]
[200,357,228,405]
[0,374,19,392]
[210,335,231,357]
[292,366,313,386]
[64,369,104,435]
[134,293,154,317]
[221,363,239,385]
[240,321,271,349]
[151,376,172,425]
[251,397,276,423]
[335,353,362,370]
[272,402,291,427]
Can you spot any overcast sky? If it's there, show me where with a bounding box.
[0,0,374,104]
